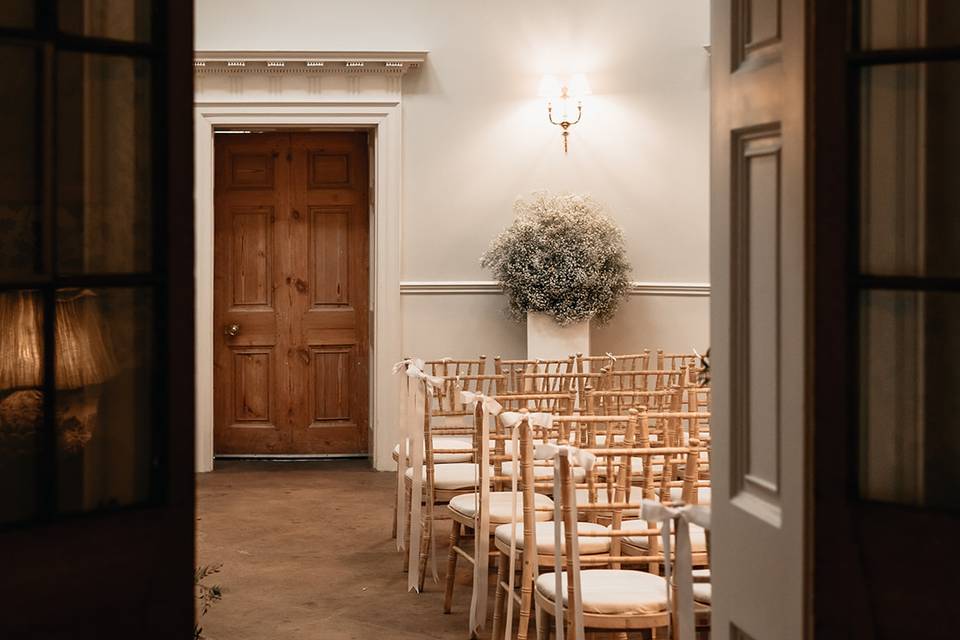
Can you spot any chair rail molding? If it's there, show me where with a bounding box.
[194,50,427,474]
[399,280,711,297]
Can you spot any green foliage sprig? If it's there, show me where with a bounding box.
[194,564,223,640]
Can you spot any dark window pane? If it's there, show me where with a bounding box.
[58,0,151,43]
[0,290,43,523]
[861,1,960,49]
[57,53,152,274]
[55,287,153,514]
[860,289,960,510]
[860,62,960,278]
[0,1,34,29]
[0,45,40,278]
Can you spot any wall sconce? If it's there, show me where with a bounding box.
[539,73,591,154]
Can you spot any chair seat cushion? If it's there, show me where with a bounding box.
[535,569,669,615]
[501,461,586,481]
[449,491,554,524]
[393,436,474,463]
[404,462,491,490]
[494,521,611,554]
[617,519,708,553]
[693,583,711,604]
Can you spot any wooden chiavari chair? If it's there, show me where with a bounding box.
[403,373,502,589]
[392,371,502,538]
[533,432,703,639]
[491,413,640,640]
[443,392,576,621]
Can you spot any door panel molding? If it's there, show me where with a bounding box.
[730,124,783,523]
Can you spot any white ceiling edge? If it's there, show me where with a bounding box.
[194,50,428,75]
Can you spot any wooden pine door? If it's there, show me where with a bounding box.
[214,131,369,455]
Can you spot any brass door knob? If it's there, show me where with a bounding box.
[224,323,240,337]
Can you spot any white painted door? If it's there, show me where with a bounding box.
[710,0,808,638]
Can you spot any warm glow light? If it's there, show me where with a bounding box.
[568,73,592,99]
[540,73,590,154]
[537,74,562,99]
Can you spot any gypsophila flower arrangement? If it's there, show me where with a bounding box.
[481,191,631,326]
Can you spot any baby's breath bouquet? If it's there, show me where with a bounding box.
[481,191,631,326]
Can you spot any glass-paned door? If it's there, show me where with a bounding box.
[854,1,960,511]
[0,1,194,637]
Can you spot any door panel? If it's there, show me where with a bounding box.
[215,134,287,454]
[214,132,368,455]
[712,0,808,638]
[291,133,369,454]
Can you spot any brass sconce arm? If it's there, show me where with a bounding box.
[546,96,583,154]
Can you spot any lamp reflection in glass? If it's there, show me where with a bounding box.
[0,289,118,454]
[539,73,592,154]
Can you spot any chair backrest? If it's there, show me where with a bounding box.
[585,387,679,416]
[493,355,576,394]
[422,375,504,482]
[487,393,575,489]
[430,373,504,421]
[425,357,488,412]
[576,350,652,374]
[655,349,700,371]
[605,367,689,392]
[554,421,702,590]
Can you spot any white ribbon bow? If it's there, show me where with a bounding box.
[392,357,421,375]
[532,443,597,640]
[458,390,502,634]
[459,390,503,418]
[405,361,445,390]
[640,499,711,640]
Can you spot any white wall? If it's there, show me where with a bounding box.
[196,0,710,355]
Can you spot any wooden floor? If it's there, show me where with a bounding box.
[196,460,475,640]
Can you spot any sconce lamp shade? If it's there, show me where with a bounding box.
[0,289,118,391]
[568,73,592,99]
[538,74,562,99]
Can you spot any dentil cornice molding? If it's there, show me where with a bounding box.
[194,50,427,75]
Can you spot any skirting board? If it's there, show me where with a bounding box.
[399,280,711,297]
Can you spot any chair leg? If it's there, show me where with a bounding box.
[418,510,432,592]
[517,568,534,640]
[491,551,509,640]
[534,601,549,640]
[443,522,461,613]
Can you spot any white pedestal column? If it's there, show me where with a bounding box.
[526,311,591,360]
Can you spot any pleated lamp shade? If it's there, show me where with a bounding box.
[0,289,118,391]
